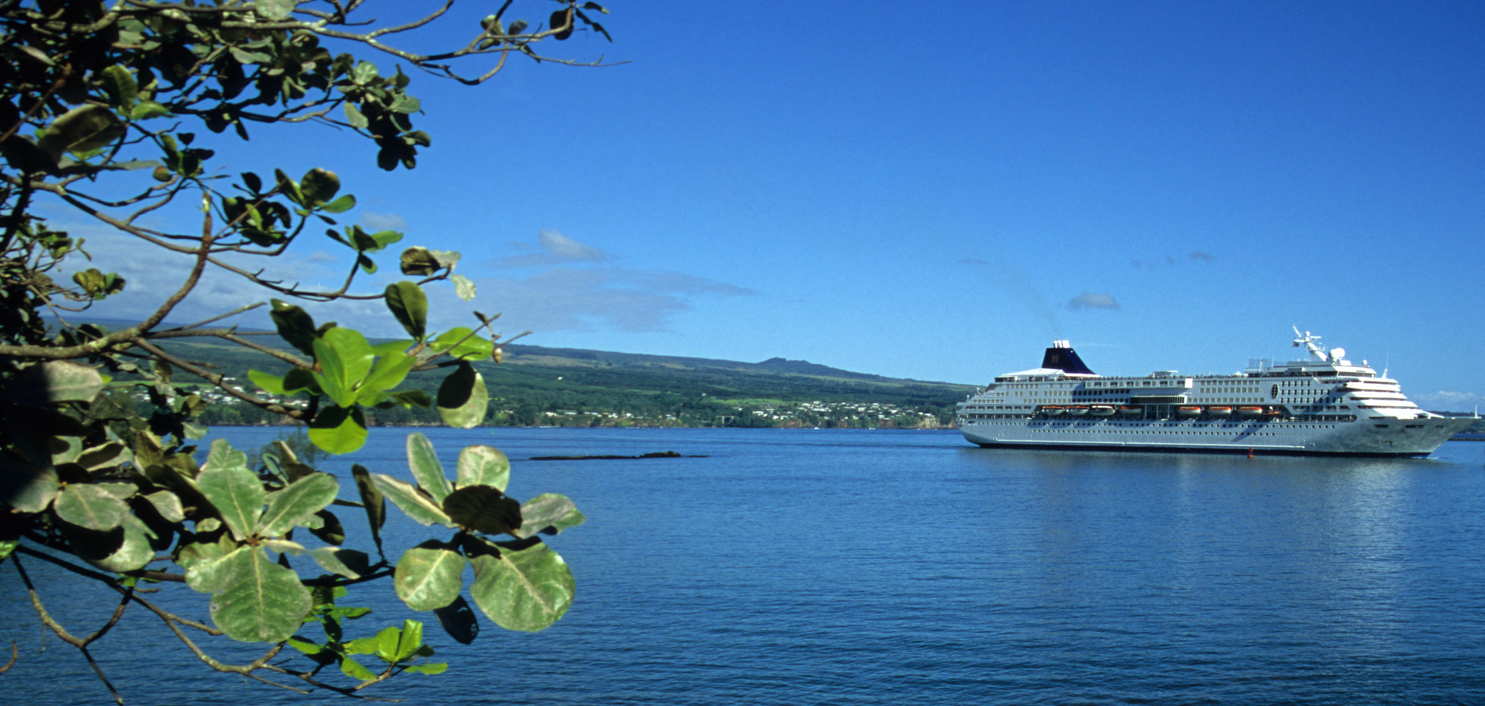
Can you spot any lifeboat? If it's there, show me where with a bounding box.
[1089,405,1116,416]
[1065,405,1089,416]
[1238,406,1264,416]
[1262,407,1283,417]
[1177,405,1202,416]
[1118,405,1142,415]
[1207,406,1233,416]
[1040,406,1064,416]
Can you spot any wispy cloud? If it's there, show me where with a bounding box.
[1131,251,1217,270]
[360,212,407,232]
[469,230,754,334]
[489,228,608,270]
[1067,292,1120,311]
[1412,390,1484,411]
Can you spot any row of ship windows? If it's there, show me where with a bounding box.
[963,415,1358,424]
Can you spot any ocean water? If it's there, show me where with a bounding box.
[4,428,1485,705]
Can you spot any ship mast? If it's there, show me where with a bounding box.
[1292,326,1327,362]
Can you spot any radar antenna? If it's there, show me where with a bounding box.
[1291,326,1326,362]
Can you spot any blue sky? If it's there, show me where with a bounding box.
[75,1,1484,409]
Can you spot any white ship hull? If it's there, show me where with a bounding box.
[956,331,1475,457]
[959,415,1471,456]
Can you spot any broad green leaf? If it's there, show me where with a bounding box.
[308,405,368,455]
[99,65,138,110]
[54,484,130,531]
[371,339,414,357]
[131,101,170,120]
[469,543,575,632]
[182,537,242,593]
[142,490,185,523]
[340,656,376,681]
[395,619,425,662]
[76,441,132,471]
[37,105,125,159]
[399,246,440,276]
[343,102,368,129]
[406,433,450,503]
[209,546,313,643]
[254,0,297,21]
[1,360,105,407]
[515,493,586,538]
[248,368,287,395]
[0,452,59,513]
[299,168,339,208]
[404,662,448,675]
[314,327,374,408]
[351,464,386,555]
[394,542,467,611]
[202,438,250,474]
[430,327,494,361]
[369,472,453,527]
[456,445,509,491]
[197,445,265,541]
[322,194,356,214]
[358,351,415,400]
[436,362,488,428]
[443,486,521,536]
[0,539,16,562]
[263,540,363,579]
[269,299,317,356]
[68,515,156,573]
[384,281,428,341]
[258,472,339,537]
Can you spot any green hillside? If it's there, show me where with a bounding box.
[136,331,975,429]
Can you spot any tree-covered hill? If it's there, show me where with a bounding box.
[129,327,976,428]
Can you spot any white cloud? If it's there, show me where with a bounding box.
[1412,390,1484,411]
[360,212,407,231]
[1067,292,1120,311]
[489,229,608,270]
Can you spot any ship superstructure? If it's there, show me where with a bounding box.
[955,329,1473,456]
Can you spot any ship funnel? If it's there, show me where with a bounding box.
[1042,341,1096,375]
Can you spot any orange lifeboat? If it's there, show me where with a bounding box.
[1238,406,1263,416]
[1208,406,1233,416]
[1177,405,1202,416]
[1090,405,1116,416]
[1118,405,1141,415]
[1041,405,1064,416]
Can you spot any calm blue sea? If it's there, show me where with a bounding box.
[5,428,1485,705]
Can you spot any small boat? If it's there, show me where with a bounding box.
[1238,406,1264,416]
[1065,405,1089,416]
[1262,407,1283,417]
[1117,405,1141,415]
[1177,406,1202,416]
[1207,406,1233,416]
[1089,405,1116,416]
[1040,406,1064,416]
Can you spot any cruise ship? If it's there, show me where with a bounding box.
[956,329,1474,456]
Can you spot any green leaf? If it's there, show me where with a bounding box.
[469,543,575,632]
[1,360,105,407]
[270,299,317,356]
[358,351,415,401]
[258,472,339,537]
[369,472,452,527]
[197,442,264,541]
[515,493,586,538]
[430,328,494,361]
[343,102,368,129]
[54,484,130,531]
[142,490,185,523]
[130,101,170,120]
[300,168,340,208]
[209,546,312,643]
[404,662,448,675]
[322,194,356,213]
[313,327,374,408]
[384,281,428,341]
[263,540,363,579]
[0,452,60,513]
[340,656,376,681]
[351,464,386,555]
[308,405,368,455]
[442,486,522,536]
[37,105,125,159]
[437,362,488,429]
[394,542,467,611]
[399,246,440,276]
[395,619,425,661]
[456,445,509,492]
[247,368,287,395]
[254,0,297,21]
[99,65,138,110]
[405,433,450,503]
[66,515,156,573]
